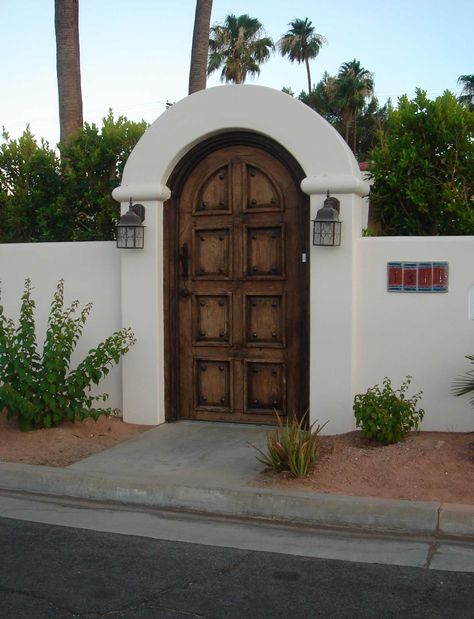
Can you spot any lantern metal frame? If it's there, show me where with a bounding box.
[116,199,146,249]
[312,192,342,246]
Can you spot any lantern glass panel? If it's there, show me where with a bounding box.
[313,220,341,246]
[334,222,341,246]
[134,226,144,249]
[116,225,144,249]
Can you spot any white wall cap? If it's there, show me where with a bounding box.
[301,175,370,197]
[112,183,171,203]
[117,85,364,194]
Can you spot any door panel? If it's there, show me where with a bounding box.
[175,144,307,424]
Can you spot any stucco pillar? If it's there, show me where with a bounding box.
[302,179,366,434]
[113,185,170,426]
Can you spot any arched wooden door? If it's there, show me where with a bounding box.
[165,137,309,424]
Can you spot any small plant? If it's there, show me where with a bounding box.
[252,412,327,478]
[353,376,424,444]
[0,279,136,431]
[452,355,474,408]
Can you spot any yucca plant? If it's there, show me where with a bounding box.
[452,354,474,408]
[252,412,327,478]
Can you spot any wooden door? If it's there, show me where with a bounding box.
[171,143,308,424]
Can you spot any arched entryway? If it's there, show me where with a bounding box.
[113,85,368,431]
[164,133,309,424]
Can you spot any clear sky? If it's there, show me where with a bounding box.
[0,0,472,146]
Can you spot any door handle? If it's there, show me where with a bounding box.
[179,243,189,282]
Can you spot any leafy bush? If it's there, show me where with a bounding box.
[0,127,68,243]
[0,112,148,243]
[59,112,148,241]
[368,90,474,235]
[253,413,327,478]
[452,354,474,407]
[353,376,425,444]
[0,279,135,431]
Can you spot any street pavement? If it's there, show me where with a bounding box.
[1,514,474,619]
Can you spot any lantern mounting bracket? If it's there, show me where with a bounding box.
[130,201,145,222]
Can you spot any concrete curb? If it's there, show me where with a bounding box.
[439,503,474,538]
[2,461,474,537]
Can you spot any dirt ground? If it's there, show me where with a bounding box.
[254,431,474,505]
[2,413,474,505]
[0,413,153,467]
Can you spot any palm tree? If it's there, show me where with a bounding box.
[188,0,213,94]
[278,18,326,95]
[336,60,374,152]
[55,0,83,144]
[208,14,274,84]
[458,74,474,109]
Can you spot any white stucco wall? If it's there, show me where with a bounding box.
[1,85,468,437]
[0,242,123,411]
[356,237,474,432]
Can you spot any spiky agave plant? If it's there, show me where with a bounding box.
[453,354,474,409]
[252,412,327,478]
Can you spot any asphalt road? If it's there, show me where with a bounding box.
[1,516,473,618]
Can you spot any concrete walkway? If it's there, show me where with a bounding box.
[1,421,474,541]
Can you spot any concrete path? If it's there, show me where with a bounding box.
[1,421,474,542]
[69,421,269,486]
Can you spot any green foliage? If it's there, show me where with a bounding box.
[452,354,474,407]
[208,14,274,84]
[353,376,425,445]
[457,74,474,110]
[0,128,68,242]
[277,18,326,94]
[59,111,148,240]
[299,62,385,159]
[0,112,148,243]
[252,412,327,478]
[368,89,474,235]
[0,279,135,431]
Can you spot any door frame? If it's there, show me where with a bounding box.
[163,131,310,423]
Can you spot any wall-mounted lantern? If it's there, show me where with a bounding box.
[312,192,342,246]
[116,199,145,249]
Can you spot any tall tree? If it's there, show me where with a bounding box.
[208,14,273,84]
[299,67,385,160]
[55,0,83,144]
[336,60,374,151]
[458,74,474,109]
[278,18,326,95]
[188,0,213,94]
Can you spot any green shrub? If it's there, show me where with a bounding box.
[368,90,474,236]
[0,113,148,243]
[452,354,474,407]
[0,279,135,431]
[252,412,327,478]
[353,376,425,444]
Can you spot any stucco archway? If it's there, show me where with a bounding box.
[113,85,368,432]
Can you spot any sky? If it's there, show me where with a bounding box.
[0,0,472,146]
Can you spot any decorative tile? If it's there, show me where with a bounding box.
[387,262,448,293]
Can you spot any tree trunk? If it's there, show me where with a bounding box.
[305,57,312,95]
[188,0,213,94]
[55,0,83,144]
[352,114,358,155]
